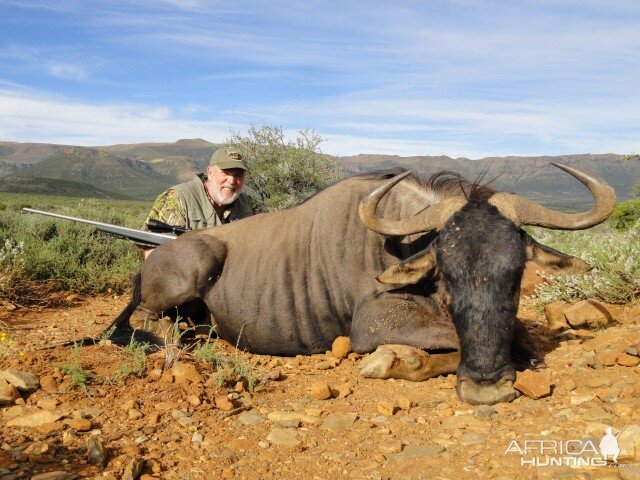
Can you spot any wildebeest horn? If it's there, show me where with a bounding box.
[488,162,617,229]
[358,171,466,235]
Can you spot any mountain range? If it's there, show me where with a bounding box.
[1,139,638,209]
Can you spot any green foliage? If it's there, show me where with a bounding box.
[0,193,147,305]
[192,340,266,392]
[227,124,342,211]
[114,339,149,380]
[57,346,90,393]
[609,200,640,231]
[529,221,640,308]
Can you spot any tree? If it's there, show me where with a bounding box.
[226,124,342,211]
[623,153,640,198]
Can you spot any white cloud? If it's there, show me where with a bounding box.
[48,63,87,81]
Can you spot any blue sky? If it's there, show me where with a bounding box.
[0,0,638,157]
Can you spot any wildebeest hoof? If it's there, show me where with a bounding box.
[456,376,519,405]
[359,345,459,381]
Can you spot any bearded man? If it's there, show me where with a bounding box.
[142,146,255,259]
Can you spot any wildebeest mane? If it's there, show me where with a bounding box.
[425,170,497,202]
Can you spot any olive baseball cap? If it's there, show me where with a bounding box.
[210,147,248,171]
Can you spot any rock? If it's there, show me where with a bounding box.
[396,396,414,411]
[39,375,58,393]
[31,472,77,480]
[171,362,204,384]
[315,360,335,370]
[570,393,596,405]
[128,409,144,420]
[258,440,270,448]
[266,428,302,448]
[147,412,161,426]
[86,438,106,466]
[123,457,145,480]
[474,405,497,420]
[191,433,203,443]
[619,463,640,480]
[514,370,550,399]
[1,371,40,393]
[370,416,389,424]
[322,413,358,432]
[334,381,352,398]
[37,421,65,434]
[177,416,198,428]
[214,395,235,411]
[544,301,570,331]
[597,351,618,366]
[459,433,485,446]
[581,406,612,423]
[377,401,397,416]
[584,374,613,388]
[0,377,20,406]
[563,299,612,329]
[267,369,284,381]
[187,395,201,406]
[238,411,266,426]
[378,440,403,454]
[64,418,92,431]
[618,354,640,367]
[310,381,332,400]
[7,410,62,427]
[388,444,445,461]
[24,441,49,455]
[36,398,59,411]
[267,411,320,426]
[331,337,351,359]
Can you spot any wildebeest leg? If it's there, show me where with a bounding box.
[116,234,227,345]
[351,293,460,380]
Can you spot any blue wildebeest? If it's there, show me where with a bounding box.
[112,163,615,405]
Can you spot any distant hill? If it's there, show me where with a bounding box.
[17,147,173,200]
[0,175,129,199]
[1,139,638,208]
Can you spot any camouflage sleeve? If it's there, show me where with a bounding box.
[143,189,188,229]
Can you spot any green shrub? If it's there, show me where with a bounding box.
[609,199,640,231]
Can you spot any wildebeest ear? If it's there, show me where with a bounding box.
[377,250,437,285]
[524,234,592,275]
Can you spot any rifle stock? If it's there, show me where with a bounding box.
[21,208,187,247]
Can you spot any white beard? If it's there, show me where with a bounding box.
[210,184,240,206]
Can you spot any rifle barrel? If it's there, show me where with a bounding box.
[22,208,177,246]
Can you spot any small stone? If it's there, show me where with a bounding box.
[310,381,332,400]
[238,411,266,425]
[171,409,188,419]
[331,337,351,359]
[563,299,612,329]
[474,405,497,420]
[322,413,358,432]
[377,401,397,416]
[36,422,65,434]
[617,424,640,462]
[7,410,62,427]
[64,418,92,431]
[0,377,20,406]
[1,371,40,393]
[627,345,639,357]
[31,472,77,480]
[129,409,144,420]
[514,370,550,399]
[396,396,414,411]
[121,399,137,411]
[148,369,162,380]
[544,301,569,331]
[617,354,640,367]
[581,407,613,423]
[597,351,618,367]
[191,433,203,443]
[147,411,161,426]
[86,438,106,466]
[122,457,145,480]
[214,395,235,411]
[258,440,270,448]
[36,398,59,411]
[170,362,204,384]
[39,375,58,393]
[376,439,402,454]
[187,395,202,406]
[315,360,334,370]
[266,428,302,447]
[24,441,49,455]
[459,433,485,446]
[389,444,445,460]
[177,416,198,428]
[267,369,283,381]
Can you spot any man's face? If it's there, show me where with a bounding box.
[206,165,246,206]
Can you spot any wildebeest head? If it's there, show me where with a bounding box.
[359,163,616,405]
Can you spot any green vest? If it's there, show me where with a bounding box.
[173,174,254,230]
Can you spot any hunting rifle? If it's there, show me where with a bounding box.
[22,208,189,247]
